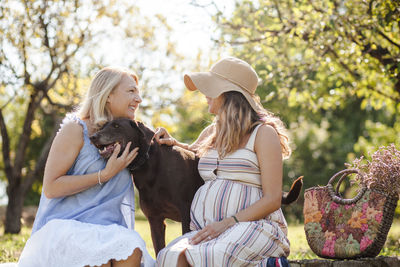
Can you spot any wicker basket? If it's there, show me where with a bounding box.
[303,169,398,259]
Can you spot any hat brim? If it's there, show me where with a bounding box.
[184,73,262,113]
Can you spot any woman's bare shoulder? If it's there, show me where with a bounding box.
[255,124,281,150]
[54,121,84,148]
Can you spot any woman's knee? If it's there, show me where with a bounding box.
[132,247,142,258]
[112,247,142,266]
[177,250,190,267]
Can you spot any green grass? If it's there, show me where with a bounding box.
[1,214,399,262]
[0,226,30,262]
[135,213,400,260]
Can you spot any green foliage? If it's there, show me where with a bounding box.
[173,90,214,143]
[0,224,30,262]
[151,89,214,143]
[0,0,183,234]
[204,0,400,221]
[216,0,400,111]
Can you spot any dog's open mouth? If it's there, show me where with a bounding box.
[96,141,121,158]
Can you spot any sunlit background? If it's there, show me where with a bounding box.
[0,0,232,205]
[1,0,400,261]
[1,0,399,246]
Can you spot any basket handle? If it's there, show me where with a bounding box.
[335,172,350,196]
[327,169,367,205]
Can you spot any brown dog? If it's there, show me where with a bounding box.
[90,118,303,254]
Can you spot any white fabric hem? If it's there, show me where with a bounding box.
[18,219,155,267]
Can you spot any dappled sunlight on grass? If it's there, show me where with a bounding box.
[287,224,318,260]
[0,225,31,262]
[133,214,400,260]
[0,210,399,263]
[135,218,182,259]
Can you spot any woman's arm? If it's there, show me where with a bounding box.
[43,121,138,199]
[190,124,283,244]
[154,124,215,152]
[232,124,283,219]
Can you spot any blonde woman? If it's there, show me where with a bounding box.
[155,57,291,267]
[18,67,154,267]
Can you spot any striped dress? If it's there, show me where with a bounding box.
[156,124,290,266]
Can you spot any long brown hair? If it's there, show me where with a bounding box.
[198,91,291,159]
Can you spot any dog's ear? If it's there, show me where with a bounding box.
[129,120,139,130]
[127,120,151,171]
[136,121,154,145]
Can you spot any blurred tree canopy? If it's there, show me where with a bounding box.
[175,0,400,221]
[215,0,400,111]
[0,0,181,233]
[1,0,399,233]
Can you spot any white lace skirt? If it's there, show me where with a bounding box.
[18,219,155,267]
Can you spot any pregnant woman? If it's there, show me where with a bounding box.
[155,57,291,267]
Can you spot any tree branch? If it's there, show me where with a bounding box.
[44,27,87,89]
[18,11,30,86]
[43,90,73,111]
[366,85,400,103]
[39,13,55,67]
[39,12,58,87]
[328,47,400,102]
[214,35,269,45]
[272,0,284,23]
[13,92,42,176]
[221,21,282,36]
[0,108,13,180]
[376,28,400,49]
[0,92,18,110]
[0,47,23,82]
[327,48,361,80]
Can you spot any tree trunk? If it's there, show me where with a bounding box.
[4,183,25,234]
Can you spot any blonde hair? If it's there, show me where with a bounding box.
[198,91,291,159]
[78,67,138,130]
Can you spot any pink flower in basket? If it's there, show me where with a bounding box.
[366,207,381,221]
[375,212,383,223]
[361,223,368,232]
[324,231,336,241]
[322,239,335,257]
[360,236,373,251]
[330,202,339,210]
[362,202,369,213]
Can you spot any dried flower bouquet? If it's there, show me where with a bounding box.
[346,144,400,197]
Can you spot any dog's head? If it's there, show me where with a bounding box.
[90,118,152,167]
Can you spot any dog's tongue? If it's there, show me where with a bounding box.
[100,144,115,158]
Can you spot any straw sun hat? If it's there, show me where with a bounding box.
[184,57,263,113]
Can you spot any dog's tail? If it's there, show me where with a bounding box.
[281,176,303,205]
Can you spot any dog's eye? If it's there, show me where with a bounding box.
[113,123,119,128]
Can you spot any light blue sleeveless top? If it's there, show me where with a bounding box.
[32,114,134,233]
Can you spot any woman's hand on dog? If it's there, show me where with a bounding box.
[154,127,177,146]
[101,142,139,181]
